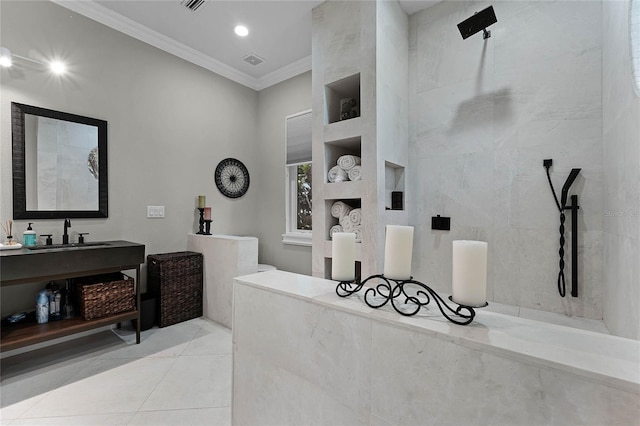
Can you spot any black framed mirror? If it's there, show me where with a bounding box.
[11,102,108,219]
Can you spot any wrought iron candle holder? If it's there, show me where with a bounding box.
[336,274,484,325]
[196,208,205,234]
[204,220,212,235]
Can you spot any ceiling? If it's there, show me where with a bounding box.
[52,0,439,91]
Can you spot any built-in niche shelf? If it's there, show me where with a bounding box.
[325,136,362,184]
[324,73,361,125]
[324,117,362,142]
[325,198,361,240]
[384,161,405,211]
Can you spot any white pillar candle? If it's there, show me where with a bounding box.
[452,240,488,307]
[332,232,356,281]
[383,225,414,280]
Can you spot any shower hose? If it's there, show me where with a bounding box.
[545,167,567,297]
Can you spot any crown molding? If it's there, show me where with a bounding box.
[256,55,312,90]
[51,0,310,91]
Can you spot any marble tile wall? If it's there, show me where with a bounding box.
[602,0,640,340]
[408,1,604,319]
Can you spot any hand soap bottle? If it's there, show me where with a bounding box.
[23,223,36,247]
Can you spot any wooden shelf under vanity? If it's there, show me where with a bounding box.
[0,311,138,352]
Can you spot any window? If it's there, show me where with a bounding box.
[283,110,312,246]
[631,0,640,96]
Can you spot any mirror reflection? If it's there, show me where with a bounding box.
[12,103,108,219]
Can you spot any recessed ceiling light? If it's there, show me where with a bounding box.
[234,25,249,37]
[49,60,66,74]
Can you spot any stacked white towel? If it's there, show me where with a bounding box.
[340,215,355,232]
[330,201,362,242]
[337,155,361,171]
[347,165,361,181]
[329,224,343,239]
[353,227,362,243]
[331,201,352,219]
[327,165,348,183]
[327,155,362,183]
[349,208,362,225]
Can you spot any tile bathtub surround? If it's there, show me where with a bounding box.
[233,270,640,425]
[408,1,606,320]
[0,318,232,426]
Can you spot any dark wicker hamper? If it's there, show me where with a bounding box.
[75,273,136,320]
[147,251,203,327]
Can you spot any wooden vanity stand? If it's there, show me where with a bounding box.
[0,240,145,352]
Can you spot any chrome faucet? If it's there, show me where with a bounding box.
[62,219,71,244]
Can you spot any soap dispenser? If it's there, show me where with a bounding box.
[23,223,36,247]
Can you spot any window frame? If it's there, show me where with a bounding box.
[282,109,313,247]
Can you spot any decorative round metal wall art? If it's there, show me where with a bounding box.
[215,158,250,198]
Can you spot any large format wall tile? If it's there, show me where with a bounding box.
[601,0,640,339]
[409,0,605,320]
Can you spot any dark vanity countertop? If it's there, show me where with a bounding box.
[0,240,145,285]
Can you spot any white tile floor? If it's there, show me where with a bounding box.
[0,318,232,426]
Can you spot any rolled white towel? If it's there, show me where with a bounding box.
[353,226,362,242]
[331,201,352,219]
[328,165,348,183]
[347,165,361,181]
[337,155,361,171]
[349,208,362,226]
[329,224,343,239]
[340,215,355,232]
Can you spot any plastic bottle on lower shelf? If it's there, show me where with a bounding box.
[36,290,49,324]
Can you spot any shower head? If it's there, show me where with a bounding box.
[561,168,581,207]
[457,6,497,40]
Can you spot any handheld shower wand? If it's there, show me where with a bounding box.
[561,168,581,208]
[544,160,581,297]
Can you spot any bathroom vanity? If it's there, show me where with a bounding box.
[0,240,145,352]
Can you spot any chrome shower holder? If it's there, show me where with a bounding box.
[336,275,483,325]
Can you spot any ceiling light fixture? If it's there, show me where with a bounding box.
[234,25,249,37]
[50,60,66,75]
[0,47,12,67]
[0,46,67,75]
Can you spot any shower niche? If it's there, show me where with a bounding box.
[324,73,361,125]
[385,161,405,211]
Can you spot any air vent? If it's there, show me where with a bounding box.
[242,53,265,66]
[180,0,206,12]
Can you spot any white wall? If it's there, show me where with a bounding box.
[256,72,313,275]
[0,0,261,313]
[602,0,640,340]
[408,1,604,319]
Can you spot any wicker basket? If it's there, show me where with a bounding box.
[75,273,135,320]
[147,251,203,328]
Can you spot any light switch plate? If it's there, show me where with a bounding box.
[147,205,165,218]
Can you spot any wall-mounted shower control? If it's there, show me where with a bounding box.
[431,215,451,231]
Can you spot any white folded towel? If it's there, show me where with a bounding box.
[328,165,348,183]
[337,155,361,171]
[329,224,343,239]
[347,165,361,181]
[349,208,362,226]
[353,226,362,242]
[331,201,352,219]
[340,215,355,232]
